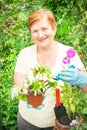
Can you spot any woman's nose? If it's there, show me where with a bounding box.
[38,30,44,38]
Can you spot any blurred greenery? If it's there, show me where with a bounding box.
[0,0,87,129]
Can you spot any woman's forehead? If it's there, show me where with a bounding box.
[30,17,52,29]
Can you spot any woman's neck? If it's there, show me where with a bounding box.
[36,42,58,69]
[37,41,57,53]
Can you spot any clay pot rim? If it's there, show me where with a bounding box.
[56,120,70,128]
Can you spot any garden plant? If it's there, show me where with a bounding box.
[1,0,87,130]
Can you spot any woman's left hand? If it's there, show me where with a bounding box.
[58,68,87,88]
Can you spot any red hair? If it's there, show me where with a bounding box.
[28,9,56,30]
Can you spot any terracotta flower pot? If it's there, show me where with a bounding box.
[54,120,70,130]
[27,92,44,107]
[54,116,83,130]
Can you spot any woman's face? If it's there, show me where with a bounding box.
[30,16,56,48]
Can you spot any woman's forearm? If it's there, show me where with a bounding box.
[14,72,27,87]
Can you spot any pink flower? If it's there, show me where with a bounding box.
[67,48,76,58]
[63,57,70,64]
[77,68,81,71]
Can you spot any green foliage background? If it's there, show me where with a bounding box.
[0,0,87,129]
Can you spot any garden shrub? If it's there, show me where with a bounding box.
[0,0,87,129]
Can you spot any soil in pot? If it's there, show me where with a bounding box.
[55,120,70,130]
[27,92,44,108]
[55,112,82,130]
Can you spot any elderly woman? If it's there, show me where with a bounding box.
[13,9,86,130]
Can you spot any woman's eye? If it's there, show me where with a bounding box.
[42,28,47,31]
[32,30,38,33]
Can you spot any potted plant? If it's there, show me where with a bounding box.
[54,83,85,130]
[53,48,87,130]
[11,65,58,109]
[24,66,58,108]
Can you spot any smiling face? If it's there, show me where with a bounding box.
[30,16,56,48]
[28,9,56,48]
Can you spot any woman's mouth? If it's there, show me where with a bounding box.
[38,37,48,42]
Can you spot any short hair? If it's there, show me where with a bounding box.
[28,9,56,30]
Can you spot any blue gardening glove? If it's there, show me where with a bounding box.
[55,65,75,80]
[58,68,87,88]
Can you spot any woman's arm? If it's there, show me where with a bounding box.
[11,72,27,99]
[14,72,27,87]
[81,85,87,93]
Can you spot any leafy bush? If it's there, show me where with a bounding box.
[1,0,87,129]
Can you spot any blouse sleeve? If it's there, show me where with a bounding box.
[15,50,28,75]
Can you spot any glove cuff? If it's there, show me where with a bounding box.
[78,74,87,88]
